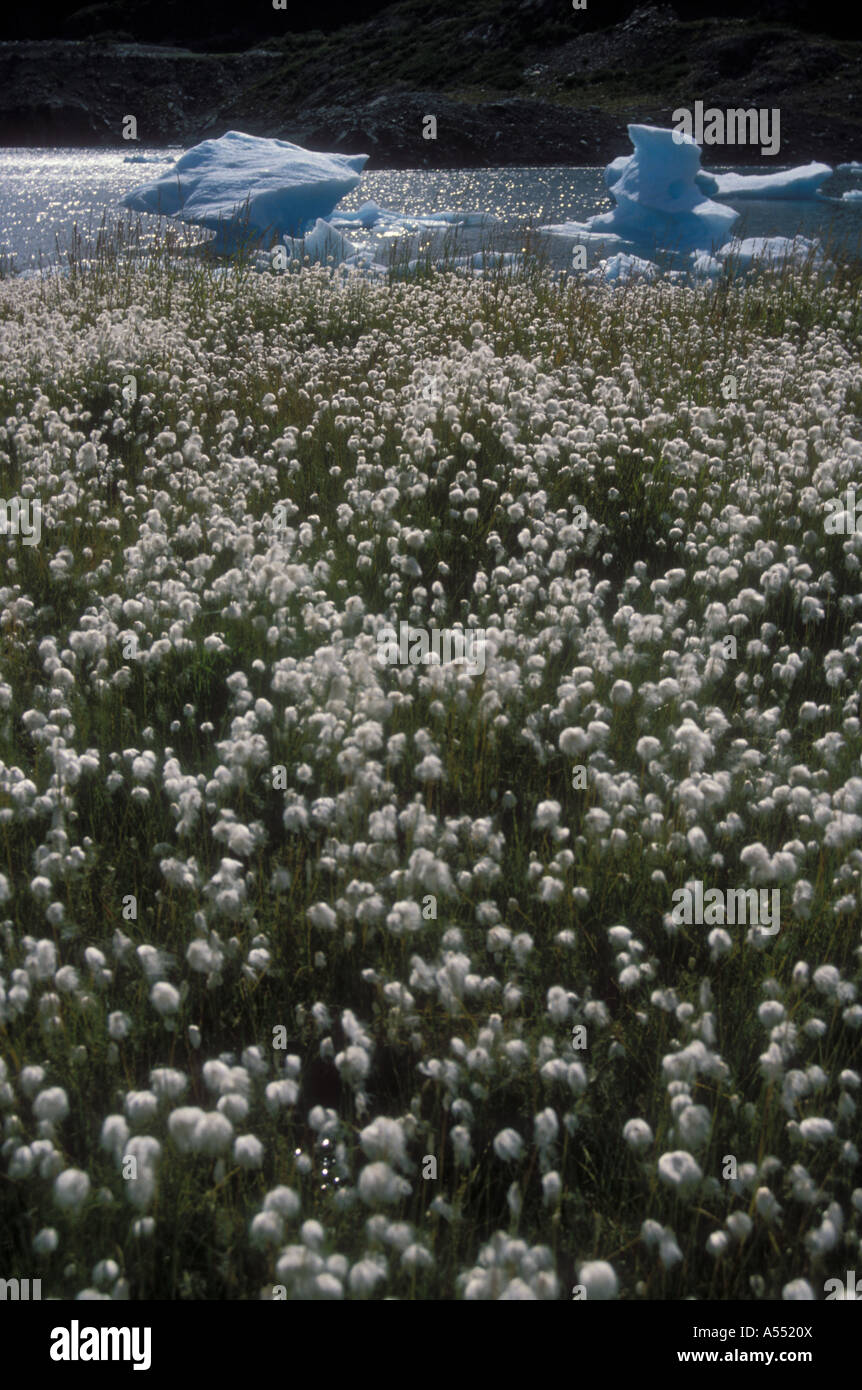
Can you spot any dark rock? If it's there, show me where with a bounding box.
[1,1,860,167]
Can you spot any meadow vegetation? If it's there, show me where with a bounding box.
[1,227,861,1299]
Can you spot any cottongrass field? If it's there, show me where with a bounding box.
[1,228,862,1302]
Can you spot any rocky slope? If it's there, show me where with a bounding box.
[0,4,859,165]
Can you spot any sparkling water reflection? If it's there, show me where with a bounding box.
[1,147,861,275]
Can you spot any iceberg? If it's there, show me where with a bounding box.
[604,156,630,191]
[716,235,824,269]
[543,124,738,252]
[694,162,832,200]
[533,222,623,245]
[842,189,862,203]
[690,250,724,277]
[589,252,658,284]
[689,236,826,279]
[122,130,368,248]
[282,218,359,265]
[329,200,390,230]
[546,128,842,263]
[330,205,499,232]
[121,131,497,265]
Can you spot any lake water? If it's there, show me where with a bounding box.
[2,147,862,275]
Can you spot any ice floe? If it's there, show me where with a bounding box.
[545,125,842,260]
[122,134,499,256]
[543,124,739,251]
[118,126,853,284]
[694,162,832,200]
[282,218,360,265]
[330,205,498,232]
[714,235,825,270]
[588,252,659,283]
[122,130,369,248]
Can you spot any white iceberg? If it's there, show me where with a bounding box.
[330,205,498,232]
[842,189,862,203]
[122,130,368,248]
[543,124,738,252]
[540,222,624,245]
[690,236,826,279]
[694,162,832,200]
[282,218,359,265]
[690,251,723,277]
[588,252,658,284]
[548,129,843,262]
[122,132,498,264]
[604,156,630,190]
[836,162,862,173]
[716,235,824,269]
[329,200,390,229]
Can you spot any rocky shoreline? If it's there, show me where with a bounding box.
[1,3,860,168]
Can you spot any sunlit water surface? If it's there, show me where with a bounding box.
[2,147,862,275]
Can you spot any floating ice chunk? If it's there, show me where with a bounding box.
[716,235,824,269]
[836,161,862,173]
[550,131,836,263]
[588,252,658,283]
[122,130,368,248]
[842,189,862,203]
[282,218,359,265]
[541,222,624,245]
[604,156,630,190]
[553,125,739,252]
[690,250,723,277]
[329,200,390,229]
[695,162,832,200]
[331,205,498,233]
